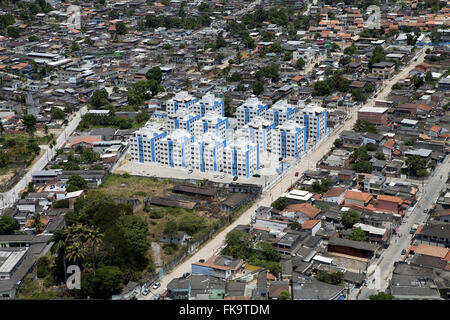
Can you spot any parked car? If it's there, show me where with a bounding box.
[142,287,150,295]
[423,208,428,213]
[233,176,238,181]
[182,272,190,278]
[295,172,299,177]
[188,169,193,174]
[252,174,261,178]
[220,175,225,179]
[199,259,205,263]
[153,282,161,290]
[401,249,407,255]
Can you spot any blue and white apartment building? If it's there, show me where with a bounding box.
[295,104,327,143]
[271,120,307,159]
[235,96,269,126]
[264,99,298,126]
[129,92,327,178]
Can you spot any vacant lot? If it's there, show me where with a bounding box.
[98,174,219,264]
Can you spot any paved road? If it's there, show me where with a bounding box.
[356,156,449,300]
[139,47,430,300]
[0,106,87,210]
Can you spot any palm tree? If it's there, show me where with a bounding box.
[49,229,69,281]
[65,242,84,265]
[31,213,44,234]
[87,227,103,275]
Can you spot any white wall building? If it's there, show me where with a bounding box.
[223,137,259,178]
[157,129,193,168]
[240,116,275,152]
[272,120,306,159]
[235,96,268,126]
[192,111,229,140]
[130,124,167,163]
[166,91,198,114]
[187,132,225,173]
[264,99,298,126]
[295,104,327,142]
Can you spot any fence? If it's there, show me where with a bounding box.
[130,197,256,299]
[0,165,27,192]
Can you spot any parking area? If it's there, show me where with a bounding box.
[114,153,284,187]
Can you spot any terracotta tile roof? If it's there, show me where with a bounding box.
[414,243,449,259]
[377,194,403,204]
[435,209,450,217]
[285,203,321,219]
[344,190,373,203]
[302,219,320,229]
[25,216,50,228]
[323,187,346,198]
[11,62,29,70]
[430,125,442,133]
[419,134,432,140]
[383,138,395,150]
[68,136,101,148]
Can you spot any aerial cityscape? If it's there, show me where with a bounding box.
[0,0,449,303]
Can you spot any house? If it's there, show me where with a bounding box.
[191,255,244,279]
[65,136,101,149]
[389,273,443,300]
[173,184,218,200]
[220,193,250,212]
[160,231,188,245]
[353,223,390,246]
[268,281,290,299]
[371,61,395,79]
[64,190,84,209]
[284,203,321,221]
[374,194,405,215]
[357,107,388,125]
[414,223,450,248]
[382,138,397,160]
[342,190,373,208]
[301,220,321,236]
[338,169,355,183]
[339,131,363,148]
[434,209,450,224]
[292,278,345,300]
[327,237,377,260]
[322,187,347,204]
[272,232,303,256]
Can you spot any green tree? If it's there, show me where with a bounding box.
[163,219,178,238]
[253,81,264,95]
[87,266,124,299]
[425,71,433,82]
[222,230,252,259]
[115,21,128,35]
[0,215,20,235]
[370,292,394,300]
[89,89,109,108]
[67,175,88,192]
[71,41,80,52]
[352,160,373,173]
[334,139,343,148]
[405,155,427,177]
[375,151,385,160]
[296,57,305,70]
[342,210,360,229]
[350,227,368,241]
[145,66,162,83]
[7,26,20,38]
[278,290,291,300]
[31,213,45,234]
[271,197,288,210]
[50,107,65,119]
[22,114,37,136]
[290,221,302,231]
[312,81,332,96]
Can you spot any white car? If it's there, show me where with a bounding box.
[142,287,150,295]
[153,282,161,290]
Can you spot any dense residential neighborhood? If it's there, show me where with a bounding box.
[0,0,449,303]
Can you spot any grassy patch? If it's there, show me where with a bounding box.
[15,275,59,300]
